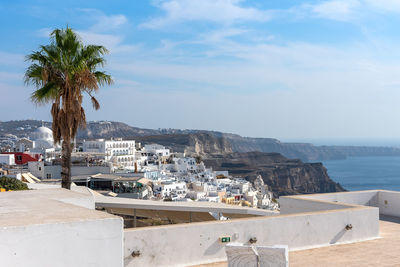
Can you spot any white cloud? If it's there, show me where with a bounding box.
[77,8,128,32]
[307,0,360,21]
[90,14,128,32]
[101,33,400,139]
[140,0,271,28]
[81,32,140,53]
[365,0,400,13]
[36,10,135,54]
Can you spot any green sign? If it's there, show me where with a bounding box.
[220,237,231,243]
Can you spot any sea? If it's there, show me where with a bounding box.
[321,156,400,191]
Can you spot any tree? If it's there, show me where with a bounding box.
[0,177,29,191]
[24,27,113,189]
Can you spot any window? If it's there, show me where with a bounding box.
[17,155,22,161]
[38,167,42,171]
[46,173,52,179]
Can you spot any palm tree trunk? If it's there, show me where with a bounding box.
[61,140,72,189]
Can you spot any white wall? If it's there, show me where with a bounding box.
[279,197,352,215]
[378,190,400,217]
[28,161,62,179]
[0,218,123,267]
[124,206,379,267]
[299,191,379,207]
[0,154,14,165]
[71,166,111,176]
[28,162,111,179]
[0,188,123,267]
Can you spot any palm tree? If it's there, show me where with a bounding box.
[24,27,113,189]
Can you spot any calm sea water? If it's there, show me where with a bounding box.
[321,156,400,191]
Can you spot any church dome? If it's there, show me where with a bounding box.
[32,127,53,140]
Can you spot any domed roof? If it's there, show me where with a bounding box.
[32,126,53,142]
[35,127,52,134]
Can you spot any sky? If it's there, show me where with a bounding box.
[2,0,400,142]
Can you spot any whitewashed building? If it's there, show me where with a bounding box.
[83,138,136,167]
[0,154,15,165]
[153,181,187,198]
[143,144,170,157]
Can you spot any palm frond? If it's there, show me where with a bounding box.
[91,96,100,110]
[24,64,44,87]
[31,82,58,104]
[94,71,113,86]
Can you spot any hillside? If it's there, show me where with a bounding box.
[2,120,400,161]
[0,120,347,195]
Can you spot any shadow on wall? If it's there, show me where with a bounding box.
[204,239,224,256]
[330,228,347,244]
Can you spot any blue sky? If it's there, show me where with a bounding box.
[2,0,400,141]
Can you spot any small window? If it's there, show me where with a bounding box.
[46,173,52,179]
[17,155,22,161]
[38,167,42,171]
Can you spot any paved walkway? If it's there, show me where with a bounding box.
[193,216,400,267]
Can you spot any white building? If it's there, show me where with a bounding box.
[15,138,34,152]
[161,157,205,174]
[0,154,15,165]
[143,144,170,157]
[153,182,187,198]
[28,161,111,180]
[83,138,136,168]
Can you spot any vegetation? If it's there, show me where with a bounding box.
[194,155,202,164]
[0,177,29,191]
[24,27,113,189]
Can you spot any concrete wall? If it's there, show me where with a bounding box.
[28,162,111,179]
[378,190,400,217]
[0,218,123,267]
[28,161,61,179]
[71,166,111,176]
[0,188,123,267]
[299,191,379,207]
[279,197,352,215]
[124,206,379,267]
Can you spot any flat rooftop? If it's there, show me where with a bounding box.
[0,188,117,228]
[192,216,400,267]
[95,195,276,216]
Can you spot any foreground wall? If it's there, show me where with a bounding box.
[299,190,379,207]
[0,217,123,267]
[0,188,123,267]
[379,190,400,217]
[124,206,378,267]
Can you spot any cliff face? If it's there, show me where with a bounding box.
[133,133,232,155]
[0,120,345,196]
[77,121,160,138]
[75,122,400,161]
[3,120,400,161]
[203,152,345,196]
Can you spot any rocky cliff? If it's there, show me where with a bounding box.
[203,152,345,196]
[133,133,232,155]
[3,120,400,161]
[0,120,346,196]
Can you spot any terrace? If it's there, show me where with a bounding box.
[1,187,400,266]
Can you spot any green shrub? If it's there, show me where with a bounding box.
[0,176,29,191]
